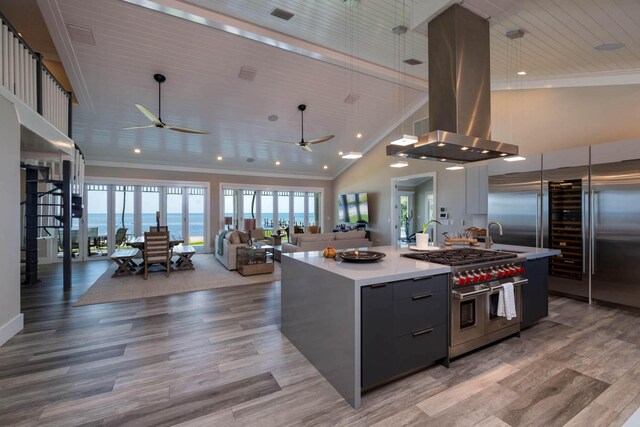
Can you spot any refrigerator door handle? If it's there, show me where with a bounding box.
[536,193,540,248]
[591,191,597,275]
[582,191,588,274]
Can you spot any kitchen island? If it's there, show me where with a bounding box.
[281,245,559,408]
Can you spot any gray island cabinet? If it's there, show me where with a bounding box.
[281,246,451,409]
[361,274,449,389]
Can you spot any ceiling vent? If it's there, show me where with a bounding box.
[270,8,295,21]
[343,94,359,104]
[66,23,95,45]
[238,66,257,81]
[392,25,409,35]
[403,58,423,66]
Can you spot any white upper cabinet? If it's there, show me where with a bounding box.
[542,147,589,170]
[466,163,488,215]
[591,139,640,165]
[488,153,542,176]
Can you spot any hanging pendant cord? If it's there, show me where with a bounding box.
[158,80,162,123]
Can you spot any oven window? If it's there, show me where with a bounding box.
[489,293,499,320]
[460,300,476,329]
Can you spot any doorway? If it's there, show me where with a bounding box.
[391,172,437,245]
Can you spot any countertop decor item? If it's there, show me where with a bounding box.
[323,246,337,258]
[337,250,386,263]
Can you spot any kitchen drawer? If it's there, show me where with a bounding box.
[393,322,447,375]
[392,274,448,301]
[393,290,447,337]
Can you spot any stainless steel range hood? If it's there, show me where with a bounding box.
[387,4,519,163]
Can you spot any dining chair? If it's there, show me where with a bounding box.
[307,226,320,234]
[149,226,168,232]
[143,231,171,279]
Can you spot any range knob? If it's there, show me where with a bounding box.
[497,268,505,278]
[479,271,487,281]
[473,272,481,283]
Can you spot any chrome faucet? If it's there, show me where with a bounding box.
[485,221,503,249]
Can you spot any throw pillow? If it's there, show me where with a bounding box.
[237,231,249,244]
[227,231,241,244]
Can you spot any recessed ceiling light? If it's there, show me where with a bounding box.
[323,165,328,170]
[217,156,222,161]
[390,160,409,168]
[420,156,427,159]
[446,166,465,171]
[275,161,281,166]
[356,132,362,139]
[134,148,141,154]
[267,114,278,122]
[517,71,527,75]
[342,151,363,159]
[460,147,469,151]
[437,143,446,147]
[440,159,447,162]
[595,42,625,51]
[504,156,526,162]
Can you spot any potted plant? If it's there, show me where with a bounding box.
[416,219,442,248]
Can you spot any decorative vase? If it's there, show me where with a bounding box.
[416,233,429,249]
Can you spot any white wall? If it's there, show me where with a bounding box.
[0,95,23,346]
[335,83,640,246]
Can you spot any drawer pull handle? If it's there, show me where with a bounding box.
[412,276,433,281]
[412,293,433,300]
[370,283,387,288]
[412,327,434,337]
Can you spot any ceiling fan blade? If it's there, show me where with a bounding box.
[301,144,312,153]
[307,135,335,144]
[166,125,210,135]
[268,139,298,144]
[135,103,161,124]
[123,124,156,130]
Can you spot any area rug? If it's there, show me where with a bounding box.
[75,254,280,306]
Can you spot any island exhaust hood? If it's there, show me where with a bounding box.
[387,4,519,163]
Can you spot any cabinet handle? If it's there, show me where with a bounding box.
[412,276,433,281]
[370,283,387,288]
[412,293,433,300]
[412,327,434,337]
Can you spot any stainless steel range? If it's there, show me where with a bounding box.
[402,248,528,358]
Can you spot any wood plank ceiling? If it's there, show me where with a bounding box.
[41,0,640,177]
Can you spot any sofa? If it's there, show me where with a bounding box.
[281,230,370,254]
[214,228,272,271]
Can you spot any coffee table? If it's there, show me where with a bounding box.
[236,245,274,276]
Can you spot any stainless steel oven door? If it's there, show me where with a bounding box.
[451,285,488,347]
[486,279,526,334]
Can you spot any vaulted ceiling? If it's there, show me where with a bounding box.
[38,0,640,179]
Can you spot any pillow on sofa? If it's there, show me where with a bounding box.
[226,231,241,244]
[298,233,335,243]
[335,230,366,240]
[250,228,265,240]
[237,231,249,244]
[289,233,302,245]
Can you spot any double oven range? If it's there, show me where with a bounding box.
[402,248,527,358]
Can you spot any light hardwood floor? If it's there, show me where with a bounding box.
[2,261,639,426]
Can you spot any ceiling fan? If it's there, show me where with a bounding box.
[123,74,209,135]
[272,104,334,152]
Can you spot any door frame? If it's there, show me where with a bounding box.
[390,172,437,245]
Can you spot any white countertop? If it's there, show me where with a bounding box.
[491,244,561,260]
[283,245,451,287]
[283,244,560,286]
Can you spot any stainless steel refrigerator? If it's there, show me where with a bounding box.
[590,159,640,308]
[489,157,640,309]
[488,171,542,248]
